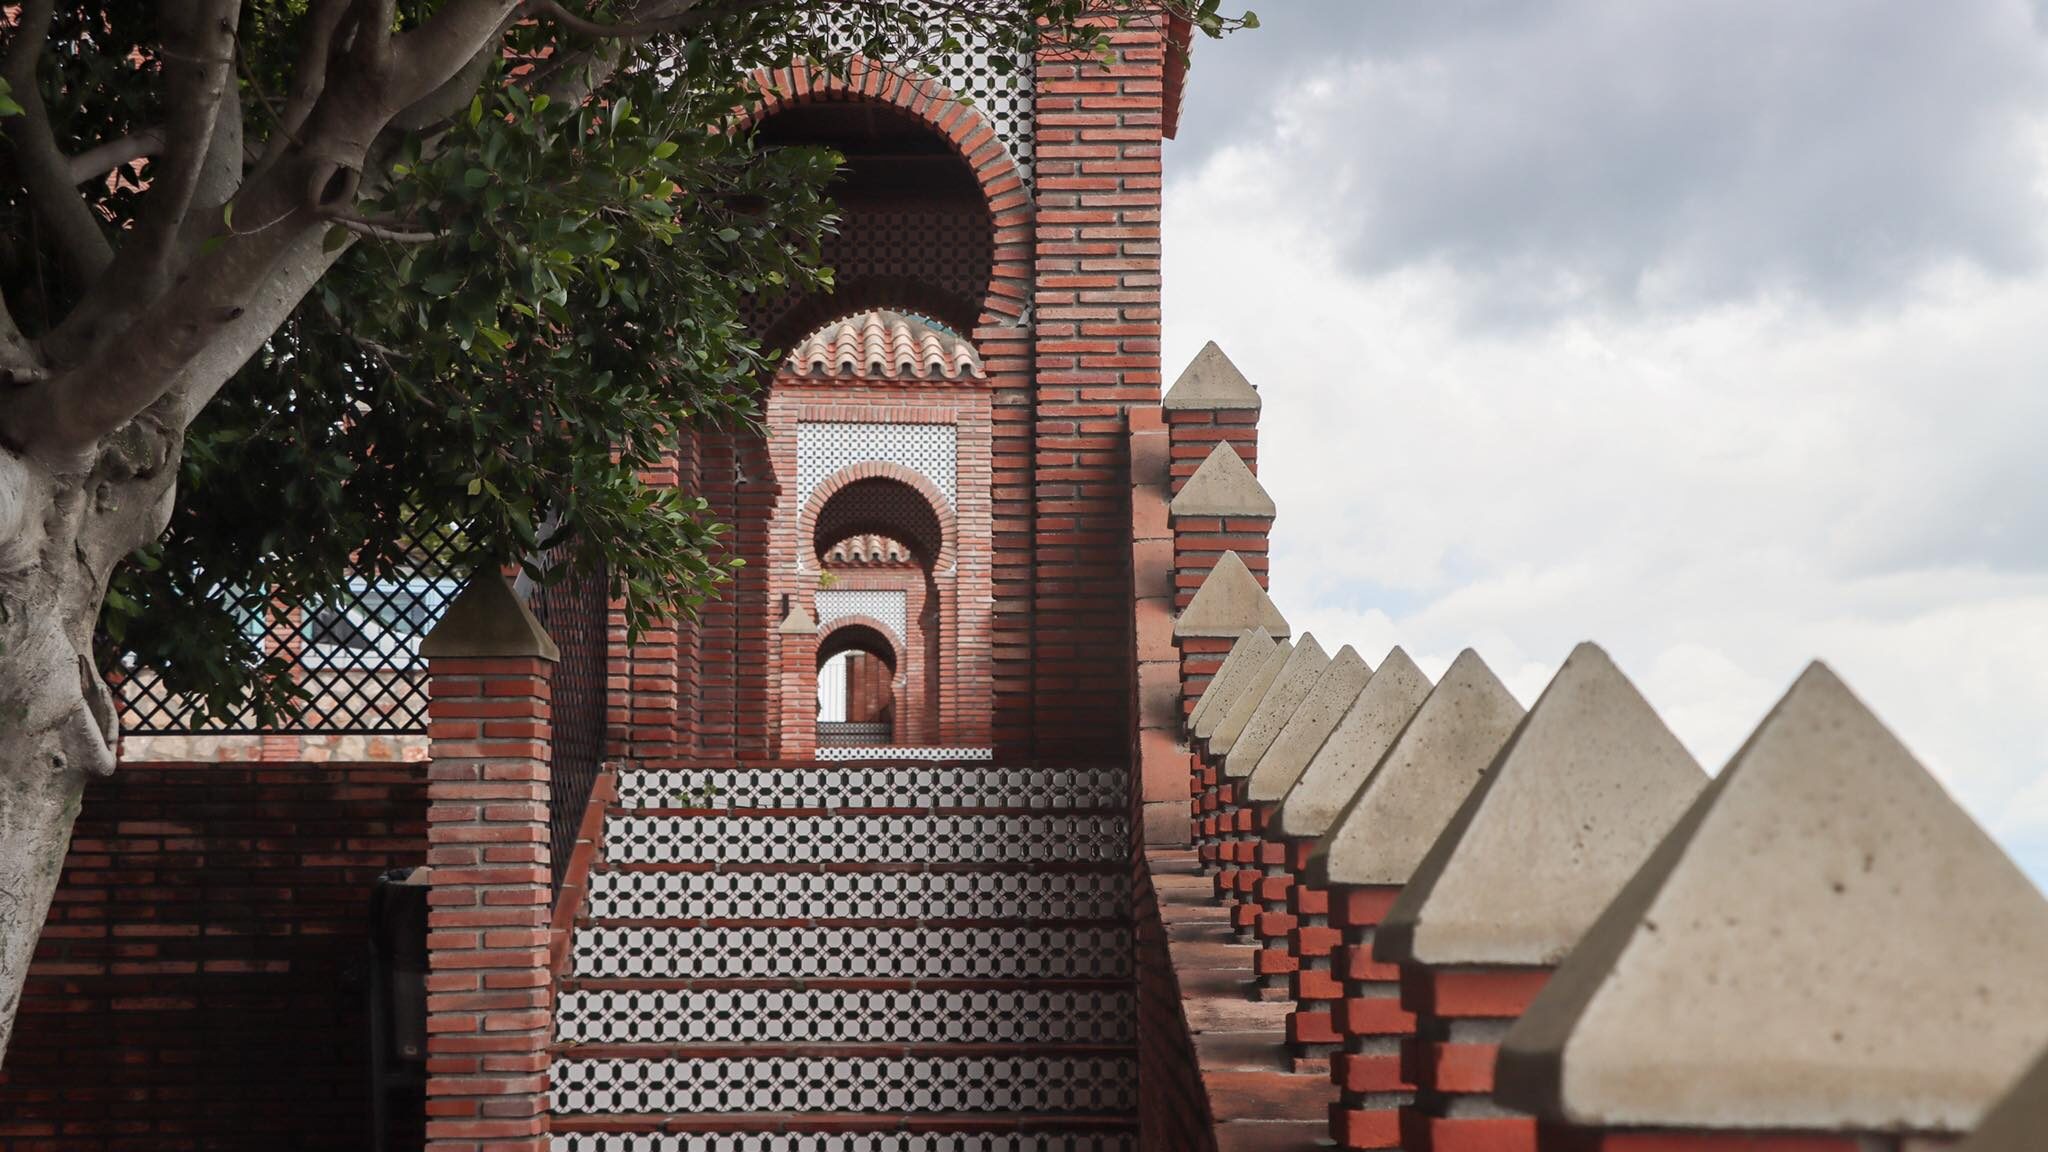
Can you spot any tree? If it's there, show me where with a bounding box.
[0,0,1253,1063]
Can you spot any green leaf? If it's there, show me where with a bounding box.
[467,94,484,127]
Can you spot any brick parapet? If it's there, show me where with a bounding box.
[421,654,554,1152]
[1326,885,1417,1150]
[1397,965,1548,1152]
[1129,407,1193,845]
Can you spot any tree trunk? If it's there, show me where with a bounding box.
[0,441,173,1064]
[0,738,88,1061]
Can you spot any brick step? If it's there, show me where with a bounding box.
[567,923,1134,981]
[615,766,1127,810]
[549,1117,1139,1152]
[549,1051,1138,1116]
[603,813,1128,866]
[583,865,1130,921]
[553,985,1137,1046]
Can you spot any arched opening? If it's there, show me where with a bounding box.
[812,476,948,569]
[748,98,996,353]
[816,621,899,747]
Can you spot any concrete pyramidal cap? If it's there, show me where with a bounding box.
[1376,643,1707,968]
[1495,662,2048,1133]
[1208,639,1293,756]
[1162,340,1261,411]
[1306,649,1524,888]
[1247,646,1375,803]
[419,569,561,662]
[1223,634,1331,779]
[1174,551,1289,639]
[778,601,819,635]
[1956,1047,2048,1152]
[1275,646,1434,839]
[1190,629,1276,735]
[1170,442,1276,519]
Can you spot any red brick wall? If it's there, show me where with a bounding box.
[0,761,430,1152]
[1031,19,1168,761]
[843,652,894,724]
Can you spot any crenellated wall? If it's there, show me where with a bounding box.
[1128,341,2048,1152]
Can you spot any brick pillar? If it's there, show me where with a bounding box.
[775,601,818,760]
[1032,17,1167,762]
[1163,345,1268,712]
[1378,644,1705,1152]
[1212,637,1327,944]
[1129,407,1194,845]
[418,572,560,1152]
[1494,664,2048,1152]
[1312,650,1524,1149]
[1195,635,1289,882]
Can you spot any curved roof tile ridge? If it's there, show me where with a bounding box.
[788,309,986,382]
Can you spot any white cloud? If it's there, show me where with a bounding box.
[1164,7,2048,890]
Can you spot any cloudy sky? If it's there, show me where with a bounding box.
[1161,0,2048,888]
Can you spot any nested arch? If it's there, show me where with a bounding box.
[802,462,955,570]
[816,616,900,671]
[744,62,1031,353]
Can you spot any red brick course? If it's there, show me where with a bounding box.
[0,761,429,1152]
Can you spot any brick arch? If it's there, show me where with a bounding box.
[816,616,900,671]
[745,61,1032,346]
[801,462,957,570]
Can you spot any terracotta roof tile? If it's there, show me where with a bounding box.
[787,310,984,382]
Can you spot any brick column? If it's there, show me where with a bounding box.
[1195,634,1289,882]
[418,572,560,1152]
[1163,347,1268,710]
[1495,664,2048,1152]
[1378,644,1705,1152]
[1212,637,1327,942]
[1032,17,1167,762]
[1129,407,1194,845]
[775,601,819,760]
[1310,650,1524,1149]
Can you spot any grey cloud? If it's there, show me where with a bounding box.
[1174,1,2048,319]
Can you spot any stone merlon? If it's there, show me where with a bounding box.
[1162,340,1261,411]
[1170,442,1276,519]
[1495,662,2048,1134]
[1376,642,1706,968]
[1174,551,1289,639]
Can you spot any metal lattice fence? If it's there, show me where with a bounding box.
[525,556,610,895]
[117,513,466,735]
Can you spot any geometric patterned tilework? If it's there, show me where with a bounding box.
[816,746,995,762]
[554,1135,1137,1152]
[551,1055,1138,1115]
[799,3,1037,190]
[604,815,1128,865]
[569,925,1134,980]
[586,868,1132,922]
[798,422,958,508]
[816,590,909,641]
[614,766,1128,812]
[554,988,1137,1045]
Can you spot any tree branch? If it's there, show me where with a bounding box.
[332,214,443,243]
[65,129,167,186]
[3,0,114,287]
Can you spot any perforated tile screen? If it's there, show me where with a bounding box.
[801,3,1036,188]
[798,422,957,509]
[817,590,909,640]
